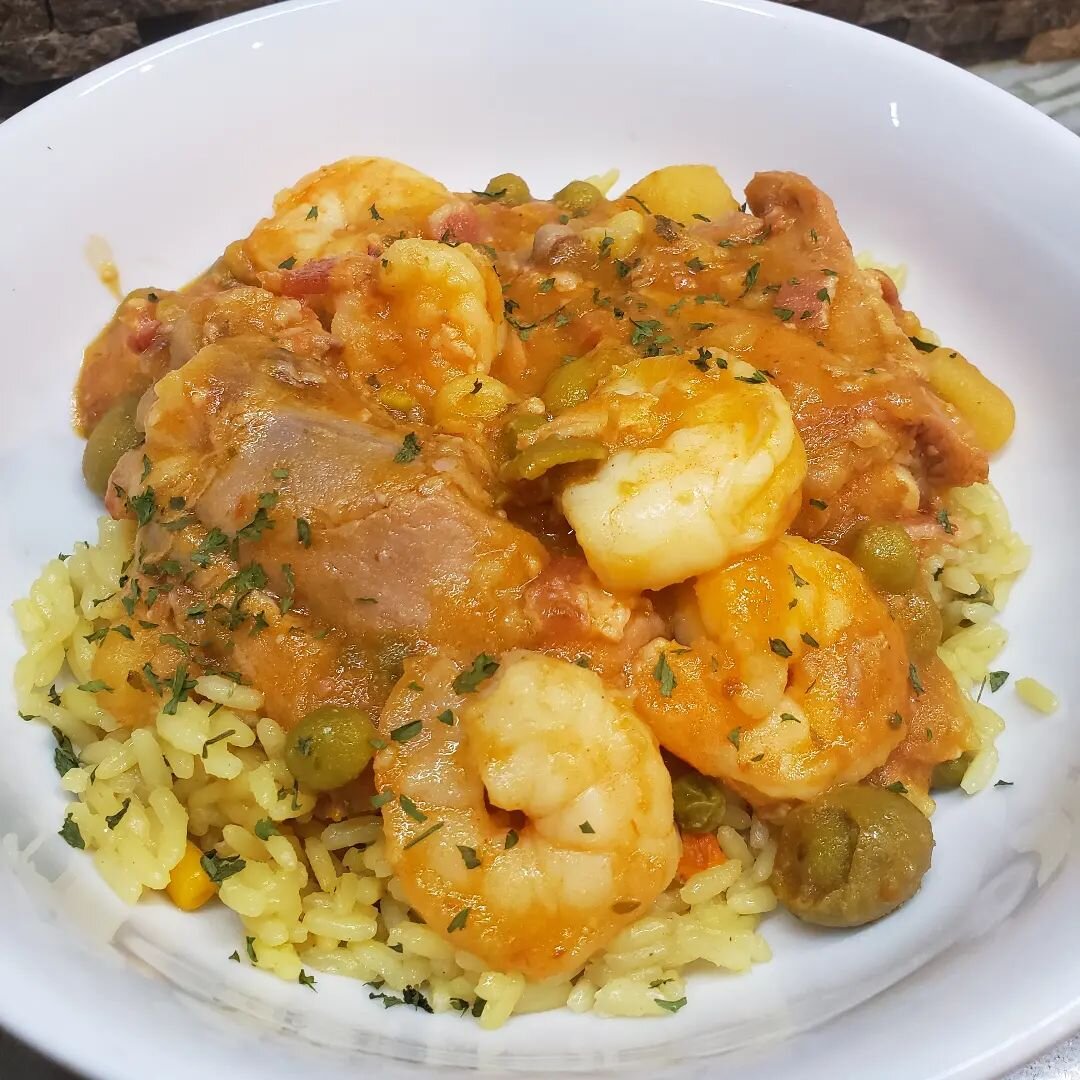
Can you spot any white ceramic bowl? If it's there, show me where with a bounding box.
[1,2,1078,1077]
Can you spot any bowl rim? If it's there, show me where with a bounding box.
[1,1,1079,1078]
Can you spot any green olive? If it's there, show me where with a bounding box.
[542,356,606,413]
[501,436,607,482]
[552,180,603,217]
[500,412,549,452]
[772,784,934,927]
[886,586,943,659]
[82,395,141,497]
[931,752,973,791]
[284,705,377,792]
[849,523,920,594]
[485,172,531,207]
[672,771,727,833]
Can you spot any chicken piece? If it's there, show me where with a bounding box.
[114,335,546,681]
[723,172,989,535]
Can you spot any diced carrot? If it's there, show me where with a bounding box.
[166,841,217,911]
[677,831,727,882]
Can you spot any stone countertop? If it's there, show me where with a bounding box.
[1,52,1078,1080]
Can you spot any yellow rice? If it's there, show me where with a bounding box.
[11,480,1025,1024]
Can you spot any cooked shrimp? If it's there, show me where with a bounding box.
[232,157,452,273]
[547,353,805,591]
[374,650,679,980]
[632,535,911,808]
[332,238,506,398]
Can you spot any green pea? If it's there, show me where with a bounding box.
[284,706,377,792]
[501,436,607,482]
[82,395,141,497]
[931,753,973,791]
[485,173,531,207]
[553,180,603,217]
[672,771,727,834]
[849,523,920,593]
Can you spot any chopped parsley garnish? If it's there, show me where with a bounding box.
[800,632,819,649]
[886,781,908,794]
[403,821,445,849]
[579,821,595,834]
[190,527,229,568]
[689,321,715,333]
[452,654,499,693]
[614,258,633,278]
[162,663,197,715]
[128,487,157,527]
[988,670,1010,693]
[652,652,676,698]
[888,712,904,729]
[789,565,808,587]
[936,508,956,535]
[105,798,131,830]
[816,287,831,302]
[655,996,688,1013]
[809,498,828,510]
[773,307,795,322]
[734,369,768,384]
[305,206,318,220]
[654,215,680,241]
[399,794,427,823]
[995,780,1014,788]
[598,234,614,257]
[59,816,84,849]
[160,633,192,655]
[200,849,245,883]
[254,819,279,841]
[574,655,591,668]
[437,709,456,725]
[728,727,741,749]
[457,845,481,869]
[780,712,799,723]
[909,336,937,353]
[201,729,235,758]
[76,680,111,694]
[394,432,422,463]
[298,970,317,991]
[505,829,519,849]
[228,951,240,962]
[141,455,152,482]
[278,563,296,614]
[53,729,79,776]
[142,662,164,695]
[370,791,393,809]
[369,204,382,220]
[909,664,925,695]
[769,638,792,658]
[625,194,651,214]
[628,318,663,347]
[391,719,423,743]
[277,257,296,270]
[447,907,471,933]
[741,262,760,295]
[685,256,706,273]
[538,276,556,293]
